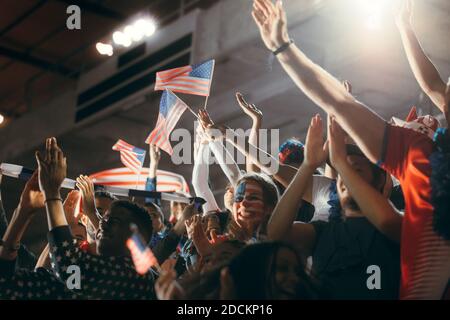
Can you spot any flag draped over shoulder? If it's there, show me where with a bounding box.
[154,59,215,97]
[145,90,187,155]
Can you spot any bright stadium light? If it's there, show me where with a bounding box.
[0,114,4,125]
[113,31,126,45]
[134,18,156,37]
[352,0,390,31]
[124,24,143,42]
[108,18,157,52]
[96,42,114,56]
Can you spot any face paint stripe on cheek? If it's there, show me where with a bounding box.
[234,182,246,202]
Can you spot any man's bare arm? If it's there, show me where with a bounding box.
[397,0,449,114]
[253,0,386,163]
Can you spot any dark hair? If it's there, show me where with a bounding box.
[144,202,165,224]
[94,190,118,201]
[430,128,450,240]
[236,173,280,209]
[182,242,319,300]
[110,200,153,241]
[278,138,304,166]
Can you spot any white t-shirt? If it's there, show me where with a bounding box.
[310,175,334,222]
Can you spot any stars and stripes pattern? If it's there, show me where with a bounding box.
[89,167,190,193]
[127,228,158,275]
[154,59,215,97]
[145,90,188,155]
[112,140,146,174]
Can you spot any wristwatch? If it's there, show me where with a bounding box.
[273,39,294,56]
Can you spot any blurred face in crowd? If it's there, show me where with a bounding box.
[232,179,270,234]
[146,205,164,233]
[95,196,114,217]
[271,248,301,299]
[223,185,234,212]
[337,155,383,215]
[96,207,133,257]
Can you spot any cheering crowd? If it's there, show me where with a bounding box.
[0,0,449,300]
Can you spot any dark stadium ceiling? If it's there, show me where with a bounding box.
[0,0,218,119]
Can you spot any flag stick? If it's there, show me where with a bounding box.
[203,61,215,110]
[203,95,210,110]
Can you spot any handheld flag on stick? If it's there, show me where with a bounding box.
[155,59,215,97]
[127,224,160,274]
[145,90,188,155]
[112,140,146,174]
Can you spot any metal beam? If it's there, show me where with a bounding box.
[0,45,77,78]
[0,0,47,38]
[54,0,125,21]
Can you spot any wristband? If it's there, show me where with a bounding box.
[273,39,294,56]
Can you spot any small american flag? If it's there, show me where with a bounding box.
[112,140,146,174]
[145,90,187,155]
[155,59,215,97]
[127,225,158,275]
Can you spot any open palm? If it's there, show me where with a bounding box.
[252,0,290,51]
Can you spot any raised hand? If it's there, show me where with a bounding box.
[328,117,348,170]
[236,92,263,122]
[185,215,196,240]
[198,109,226,140]
[303,114,328,170]
[396,0,413,29]
[149,144,161,163]
[35,137,67,198]
[173,203,199,236]
[76,175,97,221]
[186,214,214,257]
[226,218,250,242]
[252,0,290,51]
[63,190,82,229]
[18,170,45,216]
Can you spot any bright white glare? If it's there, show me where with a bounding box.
[0,114,5,125]
[366,13,382,30]
[111,19,156,49]
[353,0,390,30]
[96,42,114,56]
[124,25,143,42]
[113,31,126,45]
[134,19,156,37]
